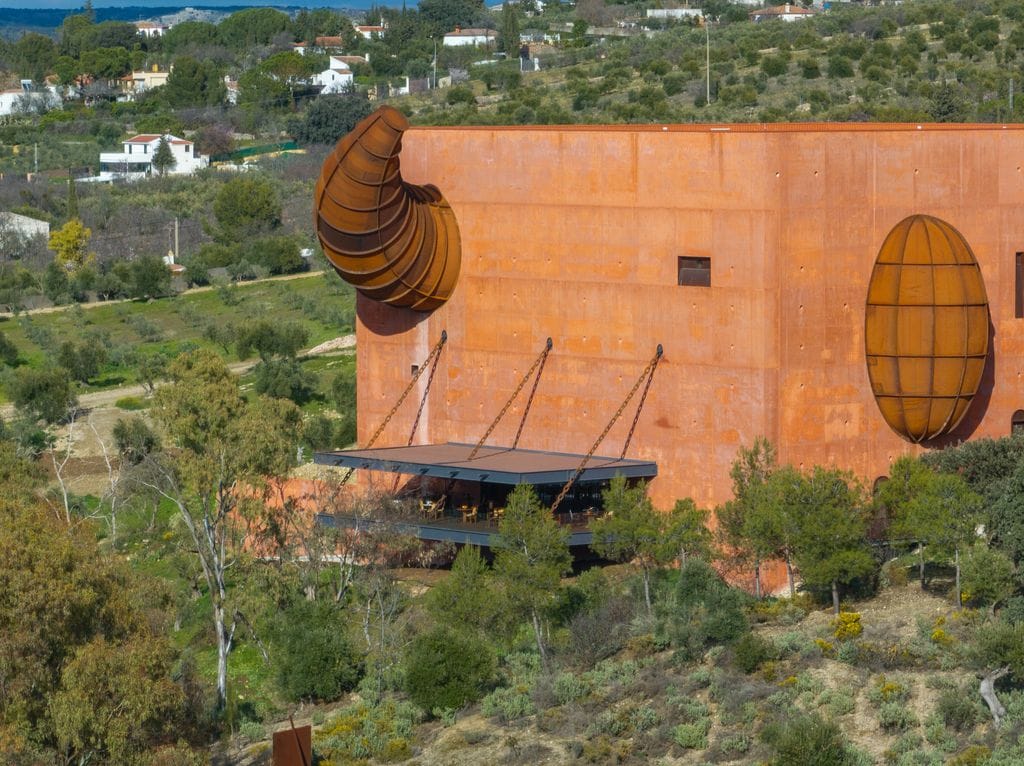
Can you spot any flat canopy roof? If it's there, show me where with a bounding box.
[314,442,657,485]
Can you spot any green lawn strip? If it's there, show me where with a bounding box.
[0,275,355,402]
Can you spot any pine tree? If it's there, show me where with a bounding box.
[500,2,520,57]
[151,136,176,177]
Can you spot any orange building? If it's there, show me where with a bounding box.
[323,117,1024,512]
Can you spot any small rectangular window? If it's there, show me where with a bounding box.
[1016,253,1023,318]
[677,256,711,287]
[411,364,419,376]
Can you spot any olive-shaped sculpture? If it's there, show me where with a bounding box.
[314,105,461,311]
[864,214,989,443]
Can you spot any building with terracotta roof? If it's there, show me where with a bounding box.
[134,20,169,37]
[315,35,348,48]
[353,23,385,40]
[442,27,497,46]
[313,56,355,94]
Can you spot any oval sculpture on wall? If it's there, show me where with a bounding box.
[865,214,989,443]
[314,105,461,312]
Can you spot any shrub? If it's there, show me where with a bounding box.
[733,632,775,673]
[833,612,863,641]
[404,628,495,713]
[762,713,863,766]
[671,559,749,659]
[878,700,917,732]
[867,675,911,706]
[819,688,856,717]
[112,415,161,465]
[447,86,475,105]
[937,688,982,732]
[481,686,534,722]
[671,719,710,750]
[948,745,991,766]
[800,58,821,79]
[273,601,362,702]
[114,396,149,411]
[552,672,589,706]
[253,359,314,404]
[761,54,788,77]
[630,705,659,732]
[828,56,854,78]
[881,560,909,588]
[315,700,420,763]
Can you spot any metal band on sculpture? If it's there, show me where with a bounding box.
[314,106,461,311]
[865,214,989,443]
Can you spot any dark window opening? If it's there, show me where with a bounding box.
[1013,410,1024,435]
[678,256,711,287]
[1016,253,1023,318]
[411,364,419,376]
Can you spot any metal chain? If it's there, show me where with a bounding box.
[406,339,444,446]
[339,330,447,483]
[512,341,552,450]
[620,344,663,459]
[550,345,663,513]
[467,338,553,461]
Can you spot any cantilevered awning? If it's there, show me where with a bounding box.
[313,442,657,485]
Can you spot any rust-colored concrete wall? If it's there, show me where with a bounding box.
[353,124,1024,511]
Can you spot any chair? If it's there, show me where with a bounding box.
[461,505,478,523]
[420,496,445,520]
[490,506,505,523]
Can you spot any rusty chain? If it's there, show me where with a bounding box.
[406,338,444,446]
[550,345,663,513]
[467,337,553,461]
[339,330,447,484]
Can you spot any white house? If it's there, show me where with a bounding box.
[443,27,497,47]
[0,81,61,116]
[487,0,545,15]
[313,56,354,94]
[134,20,169,37]
[96,134,208,181]
[749,3,818,22]
[646,8,704,20]
[354,21,386,40]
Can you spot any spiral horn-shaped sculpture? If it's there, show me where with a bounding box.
[314,106,461,312]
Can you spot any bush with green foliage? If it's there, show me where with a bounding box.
[253,359,314,404]
[404,627,495,713]
[9,366,77,423]
[274,600,362,702]
[293,94,373,145]
[670,558,749,659]
[762,713,865,766]
[733,632,776,674]
[480,685,535,722]
[937,686,982,732]
[314,700,419,763]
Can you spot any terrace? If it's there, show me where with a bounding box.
[314,441,658,547]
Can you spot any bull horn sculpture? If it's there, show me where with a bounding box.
[314,105,461,311]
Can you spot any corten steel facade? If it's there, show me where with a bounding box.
[347,122,1024,511]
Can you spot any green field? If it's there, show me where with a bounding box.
[0,272,356,401]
